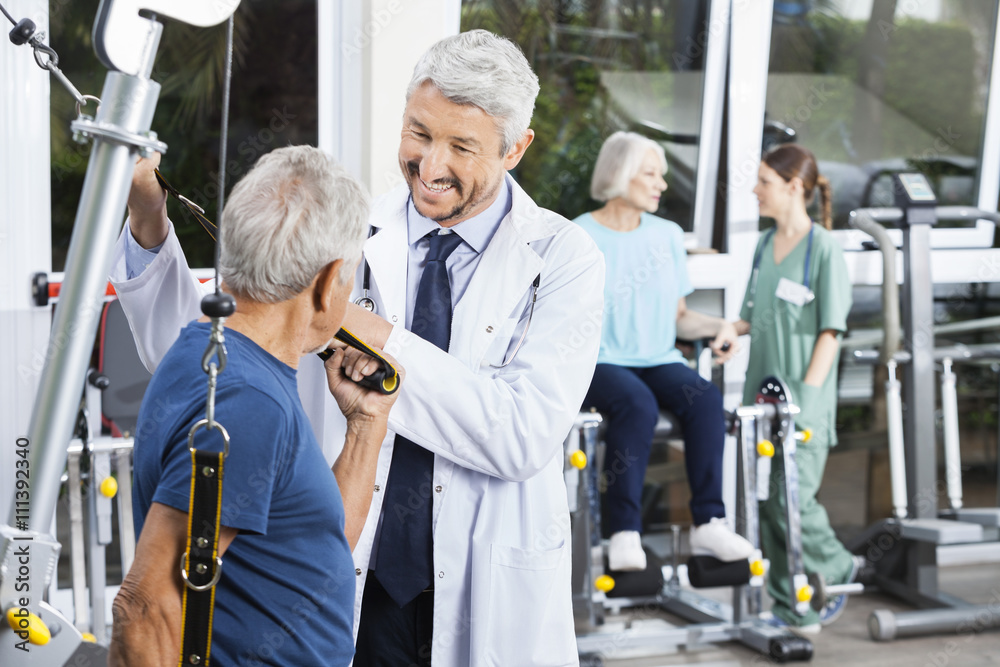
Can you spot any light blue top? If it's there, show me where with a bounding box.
[575,212,691,367]
[124,226,162,279]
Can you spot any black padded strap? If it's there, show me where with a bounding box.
[178,450,225,666]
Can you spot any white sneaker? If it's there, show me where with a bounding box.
[608,531,647,572]
[689,517,755,562]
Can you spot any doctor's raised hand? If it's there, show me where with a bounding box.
[126,152,170,249]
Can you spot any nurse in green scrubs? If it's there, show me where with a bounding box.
[732,144,862,632]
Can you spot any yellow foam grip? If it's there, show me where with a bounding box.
[796,585,814,603]
[756,440,775,458]
[750,559,766,577]
[594,575,615,593]
[6,607,51,645]
[100,476,118,498]
[569,450,587,469]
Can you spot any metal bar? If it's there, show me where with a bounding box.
[849,206,1000,225]
[779,404,809,616]
[845,318,1000,351]
[849,209,899,363]
[86,449,107,643]
[886,361,909,519]
[902,221,938,520]
[940,358,964,510]
[67,449,88,632]
[115,448,135,575]
[976,4,1000,217]
[872,605,1000,641]
[854,344,1000,365]
[756,410,772,503]
[15,64,162,534]
[692,0,730,249]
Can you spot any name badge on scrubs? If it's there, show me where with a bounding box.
[775,277,814,306]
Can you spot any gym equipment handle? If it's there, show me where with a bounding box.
[318,328,400,395]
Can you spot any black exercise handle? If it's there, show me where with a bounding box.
[318,328,400,395]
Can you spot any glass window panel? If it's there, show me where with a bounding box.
[460,1,712,234]
[49,1,318,270]
[764,1,997,231]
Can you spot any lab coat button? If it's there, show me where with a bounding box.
[391,315,398,322]
[374,484,381,492]
[486,325,494,333]
[355,568,362,576]
[438,571,444,579]
[435,485,442,493]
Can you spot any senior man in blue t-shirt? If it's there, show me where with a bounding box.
[109,146,401,666]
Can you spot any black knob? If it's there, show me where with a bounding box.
[201,292,236,318]
[88,370,110,390]
[9,18,36,46]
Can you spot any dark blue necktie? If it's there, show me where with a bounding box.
[375,230,463,607]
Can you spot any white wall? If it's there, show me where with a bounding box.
[0,2,51,523]
[320,0,460,194]
[364,0,460,196]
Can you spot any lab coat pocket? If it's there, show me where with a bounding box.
[482,541,574,666]
[478,316,520,369]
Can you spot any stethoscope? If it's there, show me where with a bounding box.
[354,227,378,312]
[352,232,541,368]
[745,224,815,309]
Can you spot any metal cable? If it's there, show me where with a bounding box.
[0,1,16,26]
[213,15,235,293]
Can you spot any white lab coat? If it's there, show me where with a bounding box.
[109,175,605,666]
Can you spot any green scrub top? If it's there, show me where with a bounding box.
[739,224,852,446]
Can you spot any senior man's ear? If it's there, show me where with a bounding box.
[502,129,535,171]
[313,259,346,312]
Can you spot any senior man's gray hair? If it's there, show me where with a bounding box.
[589,131,668,202]
[219,145,370,304]
[407,29,540,156]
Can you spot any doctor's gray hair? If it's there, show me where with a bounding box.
[590,131,668,202]
[219,146,369,304]
[407,29,540,156]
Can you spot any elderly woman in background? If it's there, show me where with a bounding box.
[575,131,754,571]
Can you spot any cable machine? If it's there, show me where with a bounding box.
[0,2,239,662]
[847,173,1000,640]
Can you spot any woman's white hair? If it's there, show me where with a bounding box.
[406,29,540,156]
[590,131,668,202]
[219,146,370,304]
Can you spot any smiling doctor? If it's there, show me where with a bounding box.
[110,30,604,667]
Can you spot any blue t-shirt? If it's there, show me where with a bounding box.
[133,322,355,666]
[575,212,692,367]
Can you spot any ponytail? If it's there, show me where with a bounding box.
[816,175,832,230]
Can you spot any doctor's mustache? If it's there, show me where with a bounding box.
[405,160,462,194]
